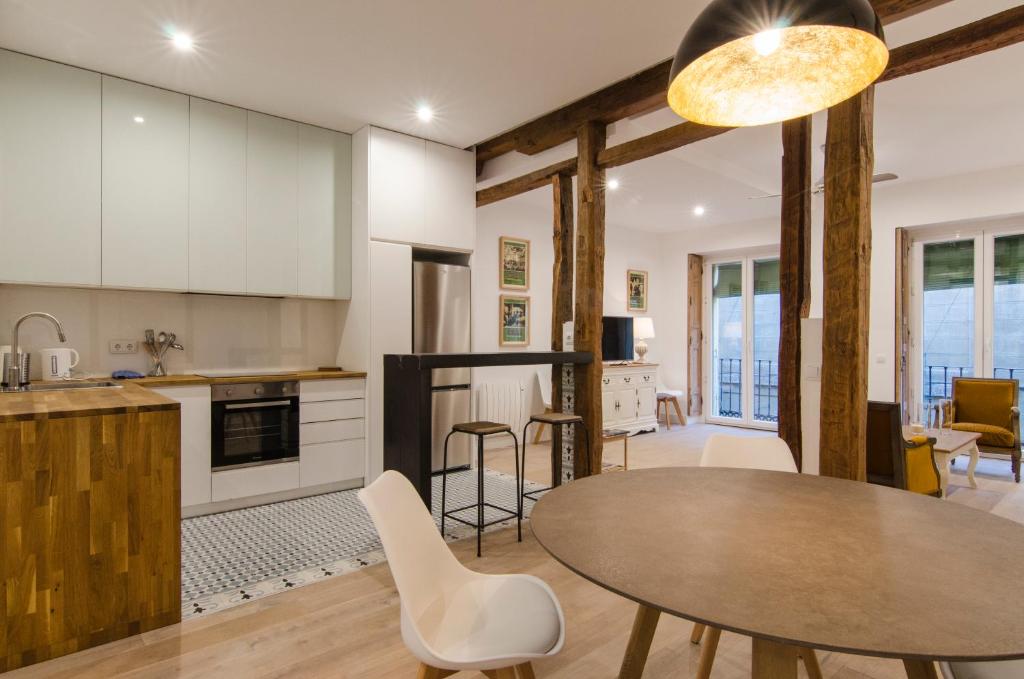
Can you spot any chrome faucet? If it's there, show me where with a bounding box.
[4,312,67,391]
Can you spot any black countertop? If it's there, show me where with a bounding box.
[384,351,593,369]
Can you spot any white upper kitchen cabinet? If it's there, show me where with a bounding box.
[101,76,189,290]
[298,124,352,298]
[246,111,298,296]
[423,140,476,250]
[366,127,474,252]
[0,50,101,286]
[368,127,425,245]
[189,98,246,294]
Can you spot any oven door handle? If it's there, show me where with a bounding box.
[223,400,293,410]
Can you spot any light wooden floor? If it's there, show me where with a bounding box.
[11,423,1023,679]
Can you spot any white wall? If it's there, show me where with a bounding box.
[473,192,674,425]
[0,283,342,378]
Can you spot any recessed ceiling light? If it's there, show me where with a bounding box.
[416,105,434,122]
[752,29,783,57]
[607,178,621,191]
[171,31,194,51]
[693,205,706,216]
[133,115,145,124]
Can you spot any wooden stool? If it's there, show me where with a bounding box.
[602,429,629,470]
[441,421,521,557]
[656,392,687,429]
[521,412,591,507]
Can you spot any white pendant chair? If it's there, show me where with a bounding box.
[359,471,565,678]
[693,434,823,679]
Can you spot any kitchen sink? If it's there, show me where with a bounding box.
[23,381,123,391]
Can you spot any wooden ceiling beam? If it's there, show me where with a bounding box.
[475,2,1024,208]
[471,0,954,168]
[879,4,1024,83]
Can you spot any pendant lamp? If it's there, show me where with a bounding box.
[667,0,888,127]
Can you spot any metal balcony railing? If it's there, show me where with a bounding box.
[924,365,1024,403]
[716,358,778,423]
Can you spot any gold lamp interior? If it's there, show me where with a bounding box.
[668,25,889,127]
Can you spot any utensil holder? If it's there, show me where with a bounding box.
[2,352,31,387]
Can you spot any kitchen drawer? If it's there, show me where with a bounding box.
[300,439,365,487]
[300,379,365,402]
[211,461,300,502]
[300,398,364,423]
[300,418,364,445]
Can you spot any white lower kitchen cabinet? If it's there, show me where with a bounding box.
[149,385,212,508]
[601,363,659,434]
[300,439,365,487]
[212,461,301,502]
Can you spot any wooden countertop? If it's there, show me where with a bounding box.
[0,381,179,422]
[127,369,367,387]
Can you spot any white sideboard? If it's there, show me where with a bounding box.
[601,363,659,434]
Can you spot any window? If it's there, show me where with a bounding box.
[705,253,780,429]
[912,223,1024,411]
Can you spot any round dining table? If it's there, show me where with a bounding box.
[530,467,1024,679]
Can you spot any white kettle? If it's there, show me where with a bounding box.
[39,347,80,381]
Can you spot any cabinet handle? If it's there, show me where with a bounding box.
[643,375,651,382]
[603,378,611,385]
[624,377,631,383]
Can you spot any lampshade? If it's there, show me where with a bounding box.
[633,317,656,340]
[667,0,888,127]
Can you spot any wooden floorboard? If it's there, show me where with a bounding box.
[9,423,1021,678]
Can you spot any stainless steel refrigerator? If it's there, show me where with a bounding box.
[413,260,472,472]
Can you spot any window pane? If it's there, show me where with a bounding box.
[753,259,779,423]
[922,240,975,403]
[993,233,1024,404]
[712,262,743,419]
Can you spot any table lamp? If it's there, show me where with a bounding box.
[633,317,655,363]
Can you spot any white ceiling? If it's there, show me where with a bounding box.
[0,0,709,148]
[479,0,1024,233]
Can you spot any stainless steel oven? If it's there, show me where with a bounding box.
[211,381,299,471]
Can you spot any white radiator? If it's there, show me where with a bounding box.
[476,381,528,434]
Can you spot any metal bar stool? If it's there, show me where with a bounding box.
[521,412,591,508]
[440,421,521,557]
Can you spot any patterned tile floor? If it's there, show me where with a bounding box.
[181,468,544,619]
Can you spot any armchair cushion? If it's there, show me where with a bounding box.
[905,436,940,496]
[951,422,1016,449]
[953,379,1016,431]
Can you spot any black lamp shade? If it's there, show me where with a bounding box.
[668,0,888,127]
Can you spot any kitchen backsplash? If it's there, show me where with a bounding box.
[0,284,343,379]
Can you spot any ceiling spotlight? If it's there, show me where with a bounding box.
[416,105,434,122]
[171,31,194,51]
[693,205,706,217]
[667,0,888,127]
[607,178,621,191]
[133,115,145,124]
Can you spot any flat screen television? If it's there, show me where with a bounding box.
[601,316,634,362]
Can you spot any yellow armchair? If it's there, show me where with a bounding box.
[949,377,1021,483]
[866,401,941,497]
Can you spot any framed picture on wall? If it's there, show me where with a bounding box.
[627,269,649,312]
[499,236,530,290]
[500,295,530,346]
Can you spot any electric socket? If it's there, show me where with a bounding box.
[109,339,138,354]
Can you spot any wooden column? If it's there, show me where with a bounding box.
[573,122,606,477]
[687,254,704,417]
[778,117,813,470]
[819,87,875,481]
[550,172,575,485]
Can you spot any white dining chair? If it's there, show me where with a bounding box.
[947,660,1024,678]
[693,434,822,679]
[359,470,565,679]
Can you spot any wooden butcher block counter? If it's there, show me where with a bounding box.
[0,382,181,671]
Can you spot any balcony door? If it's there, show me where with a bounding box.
[911,222,1024,412]
[704,253,780,429]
